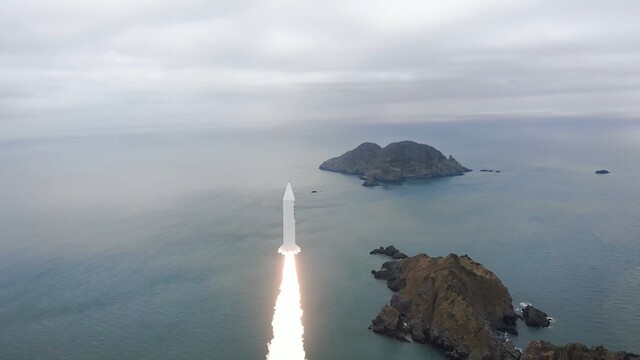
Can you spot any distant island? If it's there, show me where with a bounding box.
[369,246,640,360]
[319,141,471,186]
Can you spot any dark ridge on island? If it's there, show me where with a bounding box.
[368,246,639,360]
[319,141,471,186]
[522,340,639,360]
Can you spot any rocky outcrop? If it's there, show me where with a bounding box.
[320,141,471,186]
[368,249,638,359]
[522,305,550,328]
[522,340,640,360]
[596,170,611,174]
[370,253,520,360]
[362,179,380,187]
[370,305,409,342]
[371,261,406,291]
[369,245,408,259]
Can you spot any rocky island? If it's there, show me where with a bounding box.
[319,141,471,186]
[369,251,520,359]
[522,341,639,360]
[369,247,640,360]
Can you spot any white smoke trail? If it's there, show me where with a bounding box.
[266,253,306,360]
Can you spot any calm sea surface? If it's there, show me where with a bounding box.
[1,119,639,359]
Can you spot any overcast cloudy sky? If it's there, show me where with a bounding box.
[2,0,640,134]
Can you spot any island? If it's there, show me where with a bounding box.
[319,141,471,186]
[522,341,639,359]
[369,247,640,360]
[369,252,520,359]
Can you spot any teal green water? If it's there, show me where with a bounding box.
[1,120,639,359]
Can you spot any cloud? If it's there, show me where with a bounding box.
[1,0,640,135]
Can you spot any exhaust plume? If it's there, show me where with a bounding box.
[266,253,306,360]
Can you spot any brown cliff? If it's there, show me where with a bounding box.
[522,340,640,360]
[370,253,520,359]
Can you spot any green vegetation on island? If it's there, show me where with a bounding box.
[319,141,471,186]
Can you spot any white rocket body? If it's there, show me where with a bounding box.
[278,183,301,254]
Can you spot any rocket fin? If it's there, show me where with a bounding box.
[278,244,301,255]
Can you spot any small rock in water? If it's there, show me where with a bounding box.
[362,179,380,187]
[311,190,318,193]
[369,245,408,259]
[595,169,610,174]
[522,305,551,327]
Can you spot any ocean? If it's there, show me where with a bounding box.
[1,119,639,359]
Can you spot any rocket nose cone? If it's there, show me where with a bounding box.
[284,183,295,200]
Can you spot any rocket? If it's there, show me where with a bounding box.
[278,183,301,254]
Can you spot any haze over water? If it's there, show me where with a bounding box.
[1,119,639,359]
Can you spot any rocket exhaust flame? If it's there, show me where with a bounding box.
[266,252,306,360]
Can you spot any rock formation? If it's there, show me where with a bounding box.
[521,340,640,360]
[362,178,380,187]
[596,170,611,174]
[370,252,520,360]
[319,141,471,186]
[369,245,408,259]
[368,247,639,359]
[522,305,550,328]
[371,305,410,342]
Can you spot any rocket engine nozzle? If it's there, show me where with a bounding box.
[278,244,301,255]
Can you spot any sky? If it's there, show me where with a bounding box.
[2,0,640,135]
